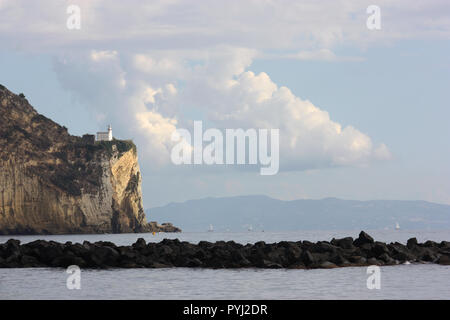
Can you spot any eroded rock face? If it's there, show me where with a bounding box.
[0,85,179,234]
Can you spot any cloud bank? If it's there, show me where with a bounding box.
[54,48,390,171]
[6,0,436,171]
[1,0,449,53]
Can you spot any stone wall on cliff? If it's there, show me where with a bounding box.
[0,84,180,234]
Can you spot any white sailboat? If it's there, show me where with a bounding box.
[395,222,400,230]
[248,225,253,232]
[208,224,214,232]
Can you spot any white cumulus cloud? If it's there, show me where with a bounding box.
[53,48,390,171]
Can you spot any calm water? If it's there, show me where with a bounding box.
[1,230,449,300]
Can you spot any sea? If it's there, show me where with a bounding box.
[0,229,449,300]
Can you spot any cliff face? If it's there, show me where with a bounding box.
[0,85,179,234]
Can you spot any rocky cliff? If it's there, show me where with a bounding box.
[0,85,180,234]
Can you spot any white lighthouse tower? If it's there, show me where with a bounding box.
[107,124,112,141]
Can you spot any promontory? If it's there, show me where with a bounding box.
[0,84,180,235]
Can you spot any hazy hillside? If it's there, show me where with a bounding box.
[146,195,450,232]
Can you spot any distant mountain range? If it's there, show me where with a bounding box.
[145,195,450,232]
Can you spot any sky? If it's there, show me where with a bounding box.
[0,0,449,208]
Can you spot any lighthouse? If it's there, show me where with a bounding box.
[96,125,113,141]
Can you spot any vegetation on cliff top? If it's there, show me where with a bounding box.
[96,138,137,156]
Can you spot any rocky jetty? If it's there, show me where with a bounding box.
[0,84,180,234]
[1,231,449,269]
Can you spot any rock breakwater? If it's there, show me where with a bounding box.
[1,231,449,269]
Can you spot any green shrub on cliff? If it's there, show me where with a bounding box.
[96,139,136,156]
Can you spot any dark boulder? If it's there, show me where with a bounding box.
[149,262,172,268]
[31,242,64,264]
[198,241,213,249]
[421,251,437,262]
[5,253,21,267]
[439,241,450,249]
[367,257,381,265]
[311,241,338,254]
[353,231,374,247]
[330,254,350,266]
[185,258,203,267]
[259,259,283,269]
[5,239,21,258]
[378,253,395,265]
[283,243,302,265]
[51,253,87,268]
[118,246,137,260]
[388,242,413,261]
[373,242,390,257]
[358,243,375,258]
[301,241,313,249]
[94,241,117,248]
[20,255,42,267]
[134,254,154,267]
[407,238,418,249]
[132,238,147,251]
[140,243,156,256]
[90,246,120,267]
[331,237,354,249]
[157,245,174,257]
[65,243,90,259]
[437,255,450,265]
[319,261,337,269]
[206,256,226,268]
[301,250,315,266]
[0,243,6,259]
[423,240,438,248]
[348,256,367,265]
